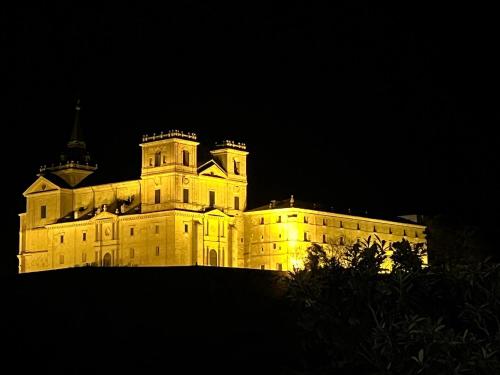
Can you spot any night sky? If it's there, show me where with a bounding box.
[3,4,499,274]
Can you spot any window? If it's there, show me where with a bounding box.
[130,248,135,258]
[82,232,87,241]
[277,216,281,223]
[234,159,240,175]
[183,189,189,203]
[273,243,277,249]
[60,235,64,244]
[303,232,310,241]
[154,152,161,167]
[155,225,159,234]
[261,247,264,252]
[322,234,327,243]
[403,229,407,237]
[162,155,166,164]
[209,191,215,207]
[234,196,240,210]
[182,150,190,166]
[130,227,134,236]
[155,189,161,204]
[304,216,309,223]
[415,231,419,238]
[149,158,153,166]
[373,226,377,232]
[323,218,327,226]
[279,233,282,239]
[276,263,283,271]
[357,223,360,230]
[260,265,265,270]
[340,221,343,228]
[40,205,47,219]
[184,224,189,233]
[155,246,160,256]
[389,227,392,234]
[82,253,86,262]
[260,217,264,225]
[59,254,64,264]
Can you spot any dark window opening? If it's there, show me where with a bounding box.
[82,232,87,241]
[155,189,161,204]
[276,263,283,271]
[184,224,188,233]
[234,196,240,210]
[154,152,161,167]
[183,189,189,203]
[182,150,190,166]
[41,205,47,219]
[209,191,215,207]
[60,235,64,244]
[234,160,241,175]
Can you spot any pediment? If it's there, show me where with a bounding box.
[198,160,227,178]
[90,211,118,221]
[23,176,61,196]
[204,208,230,217]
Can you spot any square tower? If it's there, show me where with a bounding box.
[210,140,248,182]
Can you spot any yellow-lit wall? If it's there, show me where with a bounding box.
[242,208,426,272]
[18,134,425,273]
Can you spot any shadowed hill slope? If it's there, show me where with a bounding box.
[2,267,298,374]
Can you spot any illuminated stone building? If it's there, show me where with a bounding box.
[18,104,426,273]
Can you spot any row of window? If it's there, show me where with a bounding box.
[150,150,190,167]
[154,189,240,210]
[257,216,419,237]
[58,246,162,265]
[260,264,282,271]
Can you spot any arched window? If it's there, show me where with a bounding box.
[209,249,218,266]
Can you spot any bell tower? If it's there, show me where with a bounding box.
[39,99,97,187]
[140,130,199,177]
[210,140,248,182]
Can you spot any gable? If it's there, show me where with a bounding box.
[23,176,62,196]
[198,160,227,178]
[204,208,231,218]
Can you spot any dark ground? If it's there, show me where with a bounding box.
[1,266,297,374]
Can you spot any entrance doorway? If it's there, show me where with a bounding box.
[103,253,112,267]
[209,249,217,266]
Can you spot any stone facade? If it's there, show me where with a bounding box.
[19,126,426,273]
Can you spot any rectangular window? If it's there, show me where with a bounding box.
[276,263,283,271]
[322,234,327,243]
[260,217,264,225]
[304,232,310,241]
[130,227,134,236]
[183,189,189,203]
[155,189,161,204]
[155,246,160,256]
[59,254,64,264]
[234,160,241,175]
[273,243,277,249]
[82,253,87,262]
[209,191,215,207]
[154,152,161,167]
[304,216,309,223]
[40,205,47,219]
[182,150,190,166]
[149,158,153,166]
[130,248,135,258]
[82,232,87,241]
[60,235,64,244]
[323,218,327,226]
[155,225,159,234]
[184,224,188,233]
[277,216,281,223]
[234,196,240,210]
[260,265,265,270]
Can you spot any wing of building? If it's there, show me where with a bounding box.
[18,104,426,273]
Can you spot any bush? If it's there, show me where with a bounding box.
[285,240,500,374]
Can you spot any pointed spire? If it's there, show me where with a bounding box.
[67,98,86,149]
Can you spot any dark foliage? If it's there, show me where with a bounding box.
[286,240,500,374]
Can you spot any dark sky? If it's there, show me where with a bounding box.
[3,4,499,274]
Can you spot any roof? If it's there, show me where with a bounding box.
[247,198,424,225]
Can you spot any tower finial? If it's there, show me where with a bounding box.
[68,98,86,149]
[290,194,294,207]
